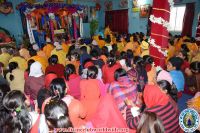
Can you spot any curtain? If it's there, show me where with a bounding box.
[181,3,195,36]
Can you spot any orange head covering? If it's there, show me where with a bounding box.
[144,85,169,108]
[45,73,58,88]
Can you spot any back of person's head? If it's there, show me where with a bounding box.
[68,45,75,56]
[44,99,73,129]
[157,80,178,102]
[168,57,183,70]
[120,51,127,60]
[49,55,58,65]
[80,46,87,54]
[105,36,111,43]
[134,56,144,67]
[107,56,117,67]
[0,84,10,130]
[112,44,118,52]
[101,46,109,57]
[87,65,98,79]
[181,44,189,53]
[79,39,84,45]
[99,35,103,40]
[143,55,153,65]
[8,62,18,72]
[177,50,188,61]
[0,84,10,110]
[126,35,130,42]
[64,64,76,81]
[127,49,134,59]
[3,90,31,133]
[114,68,127,81]
[29,61,43,77]
[91,49,99,59]
[50,78,66,99]
[71,52,80,61]
[8,62,18,81]
[29,49,37,57]
[37,88,51,112]
[190,61,200,73]
[137,111,165,133]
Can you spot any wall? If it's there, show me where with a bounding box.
[0,0,96,44]
[0,0,24,44]
[98,0,200,36]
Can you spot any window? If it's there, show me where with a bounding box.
[169,5,186,32]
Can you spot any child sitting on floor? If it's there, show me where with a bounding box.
[167,57,184,98]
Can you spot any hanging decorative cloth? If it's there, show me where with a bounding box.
[26,19,36,44]
[80,16,83,38]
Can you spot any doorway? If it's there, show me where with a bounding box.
[105,9,128,34]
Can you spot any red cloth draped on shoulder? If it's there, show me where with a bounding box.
[143,84,169,108]
[91,94,136,133]
[80,79,101,121]
[67,74,81,100]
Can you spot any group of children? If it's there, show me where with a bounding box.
[0,31,199,133]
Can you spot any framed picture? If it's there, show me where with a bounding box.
[132,0,139,12]
[140,4,150,18]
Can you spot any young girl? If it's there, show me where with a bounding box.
[64,64,81,100]
[44,99,73,131]
[42,78,86,128]
[3,90,48,133]
[102,56,122,84]
[0,84,10,129]
[167,57,184,98]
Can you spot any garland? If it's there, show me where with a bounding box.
[149,15,171,31]
[168,0,174,10]
[148,38,168,57]
[148,0,174,57]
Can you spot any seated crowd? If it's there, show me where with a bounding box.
[0,32,199,133]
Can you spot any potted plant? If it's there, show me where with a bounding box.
[90,19,98,37]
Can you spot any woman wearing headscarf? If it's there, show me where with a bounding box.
[24,61,45,110]
[126,85,180,133]
[90,94,128,129]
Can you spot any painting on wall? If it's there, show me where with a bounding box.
[0,1,13,15]
[104,1,112,11]
[132,0,139,12]
[140,4,150,18]
[119,0,128,8]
